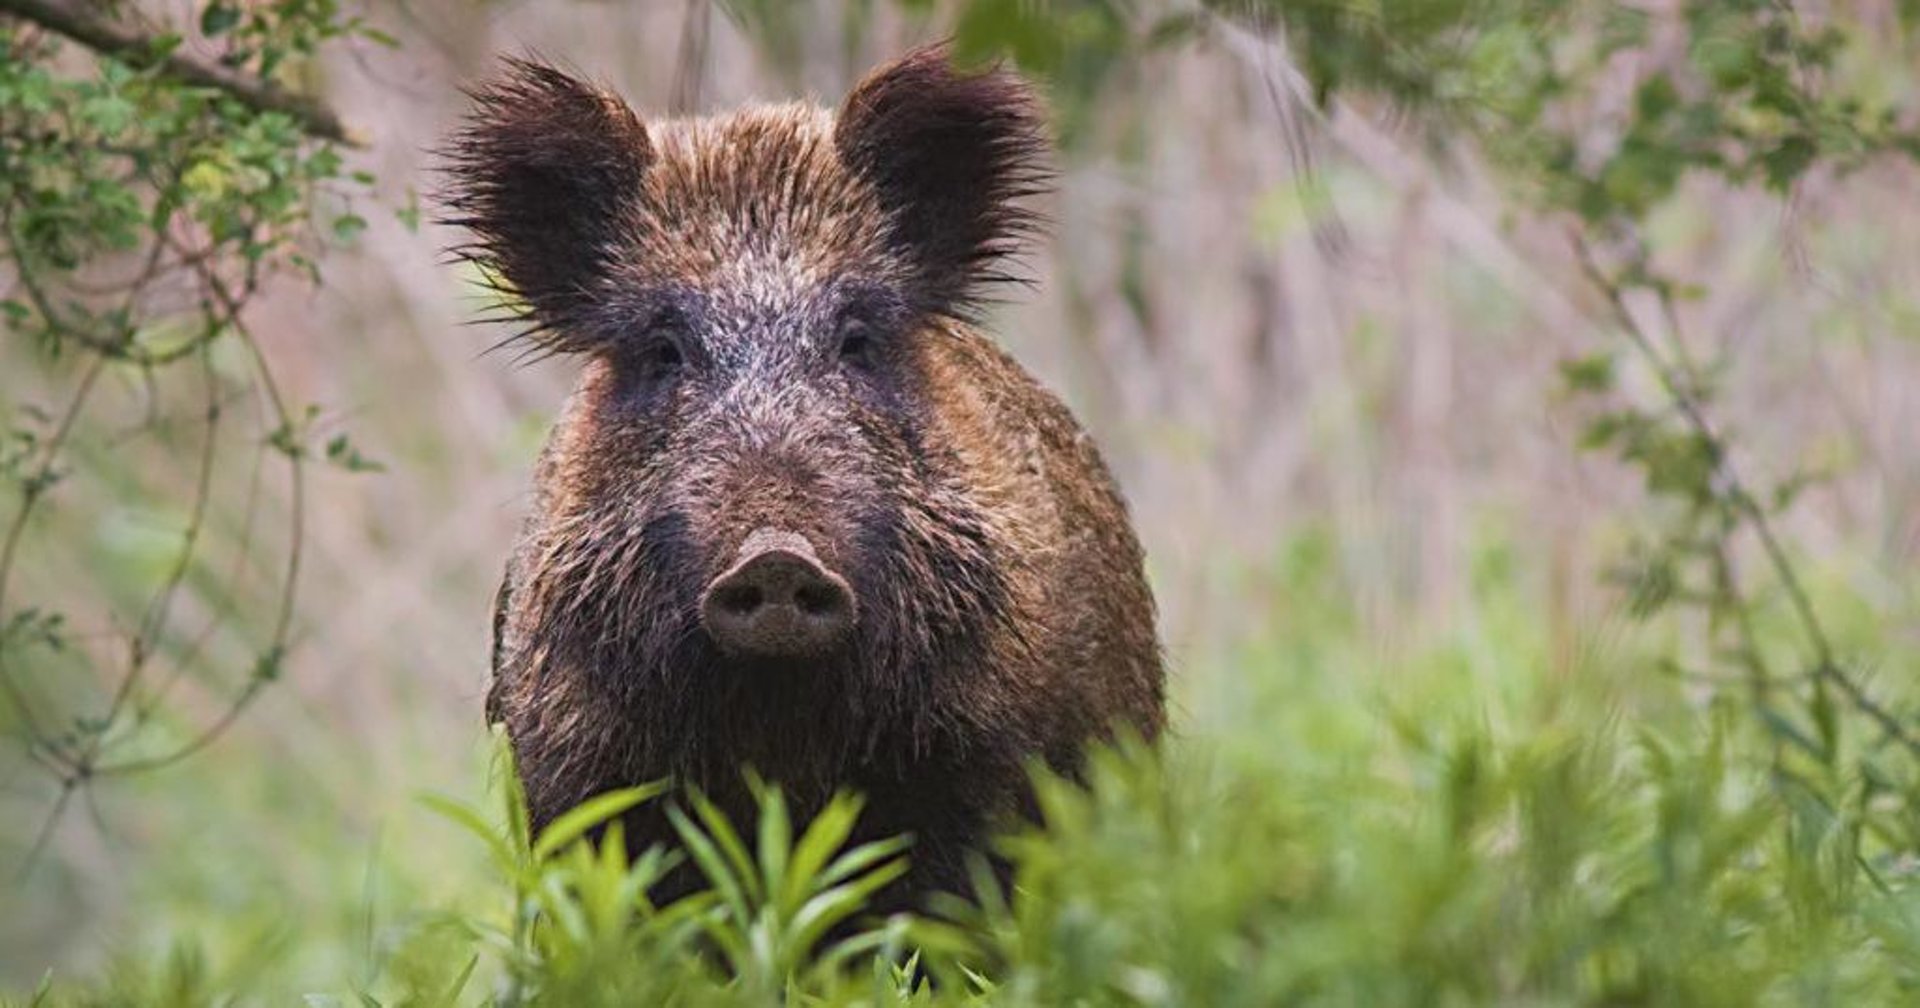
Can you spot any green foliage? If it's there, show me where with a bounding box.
[0,3,373,831]
[929,0,1920,991]
[392,737,929,1006]
[939,1,1920,203]
[929,18,1915,545]
[664,780,917,995]
[27,620,1920,1004]
[954,730,1920,1006]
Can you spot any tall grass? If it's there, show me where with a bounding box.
[13,543,1918,1005]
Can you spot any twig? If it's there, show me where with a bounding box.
[93,254,303,777]
[0,353,108,749]
[57,344,222,784]
[0,0,365,147]
[15,776,76,881]
[1571,234,1920,760]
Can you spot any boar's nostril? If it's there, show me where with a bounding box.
[794,584,839,616]
[712,583,764,616]
[700,529,856,660]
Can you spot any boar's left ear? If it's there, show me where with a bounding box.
[442,59,652,351]
[835,44,1051,320]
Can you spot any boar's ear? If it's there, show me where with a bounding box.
[442,59,651,351]
[835,45,1051,320]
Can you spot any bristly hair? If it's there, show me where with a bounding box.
[437,58,652,355]
[441,46,1052,349]
[835,44,1055,323]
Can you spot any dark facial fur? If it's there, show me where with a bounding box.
[446,46,1164,907]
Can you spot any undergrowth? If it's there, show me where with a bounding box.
[20,591,1920,1006]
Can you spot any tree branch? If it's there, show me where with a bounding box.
[0,0,365,148]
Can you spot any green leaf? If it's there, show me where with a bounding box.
[200,2,242,37]
[252,645,286,682]
[1559,352,1616,394]
[418,793,516,875]
[789,854,909,956]
[532,783,665,861]
[323,434,385,473]
[1692,34,1755,89]
[1579,410,1641,452]
[394,195,421,234]
[331,213,368,242]
[785,793,863,908]
[754,781,792,906]
[816,832,910,892]
[669,803,755,924]
[357,26,402,50]
[690,789,762,904]
[1761,134,1817,190]
[1619,555,1677,618]
[1810,673,1840,760]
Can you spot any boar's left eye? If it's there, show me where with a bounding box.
[642,340,683,372]
[836,315,876,370]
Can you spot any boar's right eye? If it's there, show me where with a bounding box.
[622,306,689,383]
[617,317,686,389]
[633,338,684,381]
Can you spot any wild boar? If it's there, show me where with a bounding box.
[446,45,1165,906]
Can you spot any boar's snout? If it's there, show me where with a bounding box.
[700,527,856,660]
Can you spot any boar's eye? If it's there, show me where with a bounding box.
[836,314,876,370]
[641,339,683,373]
[619,310,688,386]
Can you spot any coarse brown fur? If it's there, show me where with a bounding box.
[444,45,1165,909]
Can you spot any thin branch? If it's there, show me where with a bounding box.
[94,252,303,777]
[61,343,223,782]
[0,353,108,749]
[0,0,365,147]
[1571,234,1920,760]
[15,776,77,881]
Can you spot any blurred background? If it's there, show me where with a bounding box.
[4,0,1919,997]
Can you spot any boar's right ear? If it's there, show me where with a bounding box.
[442,59,651,350]
[835,45,1051,321]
